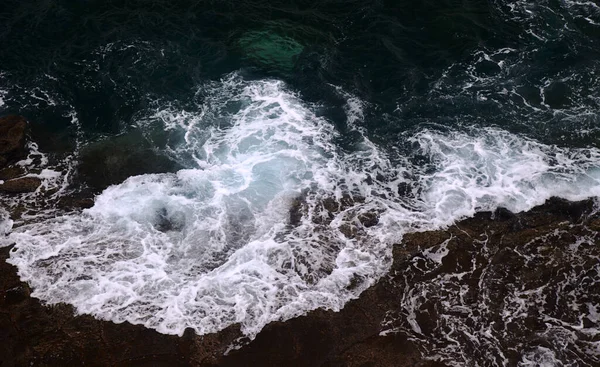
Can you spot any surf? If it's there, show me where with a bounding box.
[3,73,600,341]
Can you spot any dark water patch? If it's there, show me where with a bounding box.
[2,0,599,148]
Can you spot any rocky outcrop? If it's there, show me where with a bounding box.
[381,198,600,366]
[77,130,181,192]
[217,197,600,366]
[1,197,598,366]
[0,115,28,170]
[0,166,26,181]
[0,177,42,193]
[0,115,37,194]
[0,244,242,367]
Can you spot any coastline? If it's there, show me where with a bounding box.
[1,0,599,364]
[1,196,598,366]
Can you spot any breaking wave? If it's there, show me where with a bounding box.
[4,73,600,339]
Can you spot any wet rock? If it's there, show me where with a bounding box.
[77,130,181,192]
[358,211,379,227]
[0,165,26,181]
[492,206,515,221]
[397,181,413,197]
[543,196,594,222]
[0,115,28,169]
[381,197,600,366]
[288,195,304,226]
[288,193,368,228]
[339,222,359,239]
[57,194,95,211]
[3,285,29,305]
[0,177,42,193]
[1,197,596,366]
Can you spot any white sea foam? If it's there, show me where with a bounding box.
[408,127,600,226]
[5,74,600,340]
[518,347,562,367]
[0,72,7,108]
[6,75,391,337]
[0,208,12,238]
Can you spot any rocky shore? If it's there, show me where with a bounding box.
[1,115,599,366]
[0,116,39,194]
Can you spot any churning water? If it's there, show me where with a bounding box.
[1,0,600,365]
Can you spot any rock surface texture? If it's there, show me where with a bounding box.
[0,115,27,170]
[0,197,598,366]
[0,116,44,193]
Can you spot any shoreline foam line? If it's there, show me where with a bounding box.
[3,74,600,339]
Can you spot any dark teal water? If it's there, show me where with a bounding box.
[2,0,599,151]
[2,1,600,365]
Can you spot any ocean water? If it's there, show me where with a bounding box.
[1,0,600,365]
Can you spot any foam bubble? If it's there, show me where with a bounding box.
[0,72,7,108]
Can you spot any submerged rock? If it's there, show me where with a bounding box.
[237,30,304,72]
[0,115,28,169]
[77,130,181,191]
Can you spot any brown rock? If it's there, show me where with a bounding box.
[379,198,600,366]
[57,195,95,211]
[0,115,27,168]
[3,285,29,305]
[358,211,379,227]
[0,177,41,193]
[0,165,25,181]
[0,246,239,367]
[1,197,595,366]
